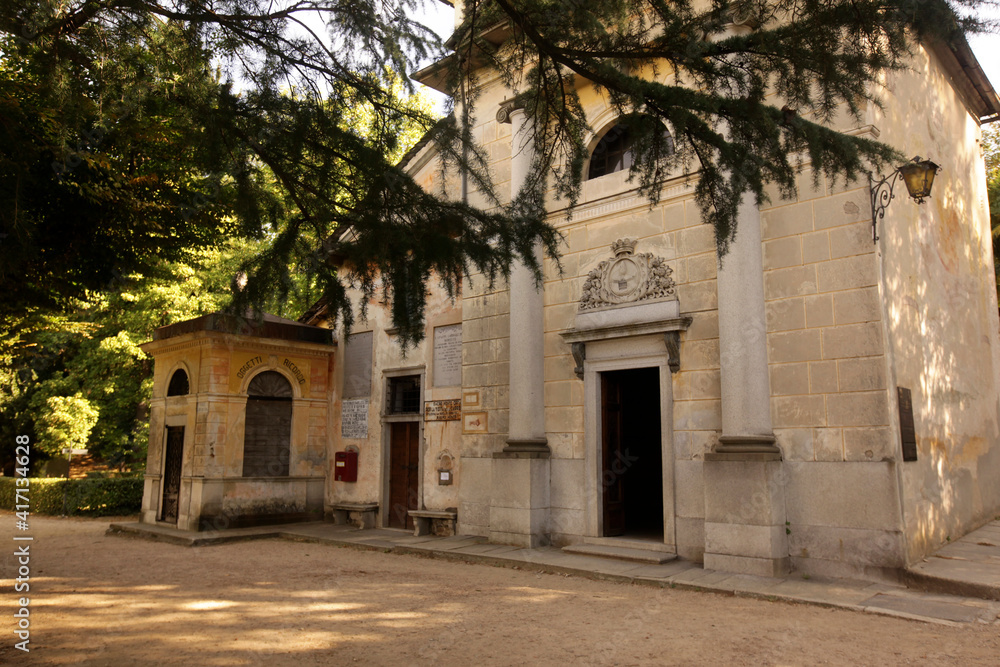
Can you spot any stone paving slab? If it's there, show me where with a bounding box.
[861,594,990,625]
[423,537,486,551]
[904,519,1000,601]
[770,579,883,607]
[451,543,522,555]
[108,520,1000,625]
[626,562,697,580]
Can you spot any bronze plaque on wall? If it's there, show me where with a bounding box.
[897,386,918,462]
[425,399,461,421]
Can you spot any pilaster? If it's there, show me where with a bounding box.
[705,190,788,575]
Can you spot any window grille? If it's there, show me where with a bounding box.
[387,375,421,415]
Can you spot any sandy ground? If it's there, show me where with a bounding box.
[1,514,999,666]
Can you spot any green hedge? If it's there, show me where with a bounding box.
[0,477,143,516]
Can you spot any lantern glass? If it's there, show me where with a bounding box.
[898,159,939,202]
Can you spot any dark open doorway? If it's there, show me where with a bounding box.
[160,426,184,523]
[601,367,663,540]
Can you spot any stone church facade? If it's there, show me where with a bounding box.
[139,13,1000,580]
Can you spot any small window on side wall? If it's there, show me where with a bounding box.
[167,369,189,396]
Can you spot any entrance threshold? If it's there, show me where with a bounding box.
[583,535,675,553]
[562,541,677,565]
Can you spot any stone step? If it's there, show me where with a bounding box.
[562,544,678,564]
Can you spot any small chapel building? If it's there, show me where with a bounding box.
[140,6,1000,580]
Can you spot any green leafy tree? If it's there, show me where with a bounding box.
[0,247,247,472]
[31,394,100,458]
[0,65,436,473]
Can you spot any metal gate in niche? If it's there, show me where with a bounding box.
[160,426,184,522]
[243,370,293,477]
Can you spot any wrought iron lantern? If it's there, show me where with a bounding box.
[870,157,941,242]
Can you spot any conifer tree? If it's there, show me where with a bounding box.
[1,1,992,346]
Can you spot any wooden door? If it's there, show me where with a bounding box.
[389,422,420,529]
[602,374,626,536]
[160,426,184,523]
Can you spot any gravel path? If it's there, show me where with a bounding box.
[2,514,999,666]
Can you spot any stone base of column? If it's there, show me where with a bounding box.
[501,437,551,456]
[711,434,781,456]
[488,453,550,548]
[702,453,789,577]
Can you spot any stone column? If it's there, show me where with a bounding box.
[703,191,789,576]
[489,98,550,547]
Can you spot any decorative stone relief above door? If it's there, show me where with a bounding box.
[562,239,690,379]
[579,238,676,310]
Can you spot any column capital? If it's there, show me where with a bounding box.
[496,96,528,124]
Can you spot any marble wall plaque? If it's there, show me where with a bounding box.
[341,399,368,439]
[433,324,462,387]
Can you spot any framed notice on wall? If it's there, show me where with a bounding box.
[425,399,461,421]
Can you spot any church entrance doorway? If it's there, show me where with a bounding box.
[601,367,663,540]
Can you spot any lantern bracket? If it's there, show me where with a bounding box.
[870,156,940,243]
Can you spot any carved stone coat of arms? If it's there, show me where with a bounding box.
[579,238,676,311]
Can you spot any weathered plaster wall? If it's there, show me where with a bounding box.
[874,43,1000,564]
[323,210,465,522]
[141,331,333,530]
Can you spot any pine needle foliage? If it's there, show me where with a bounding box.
[1,0,995,347]
[448,0,995,256]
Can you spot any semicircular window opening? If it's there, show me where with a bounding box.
[588,124,634,179]
[588,117,675,181]
[243,370,293,477]
[167,369,189,396]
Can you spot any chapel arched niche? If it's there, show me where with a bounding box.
[243,370,294,477]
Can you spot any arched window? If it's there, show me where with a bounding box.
[588,117,674,180]
[588,124,633,179]
[243,371,293,477]
[167,369,189,396]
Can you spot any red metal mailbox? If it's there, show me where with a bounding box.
[334,450,358,482]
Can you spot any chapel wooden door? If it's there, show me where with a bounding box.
[388,422,420,529]
[602,373,626,536]
[160,426,184,523]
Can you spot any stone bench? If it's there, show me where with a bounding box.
[328,502,379,529]
[408,509,458,537]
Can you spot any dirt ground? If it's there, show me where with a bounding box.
[2,514,999,666]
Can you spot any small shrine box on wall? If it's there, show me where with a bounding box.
[334,450,358,482]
